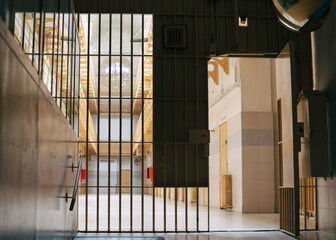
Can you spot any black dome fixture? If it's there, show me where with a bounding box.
[270,0,333,32]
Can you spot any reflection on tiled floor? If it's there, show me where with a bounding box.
[75,231,336,240]
[299,231,336,240]
[78,194,279,231]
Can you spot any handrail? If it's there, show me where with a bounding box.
[69,155,83,211]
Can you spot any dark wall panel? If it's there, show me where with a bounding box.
[312,4,336,235]
[312,5,336,173]
[0,19,77,239]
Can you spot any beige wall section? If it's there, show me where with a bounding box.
[227,113,243,212]
[209,126,221,208]
[241,112,274,213]
[209,57,276,213]
[240,58,275,213]
[275,53,294,187]
[240,58,272,112]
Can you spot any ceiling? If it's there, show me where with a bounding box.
[81,14,152,114]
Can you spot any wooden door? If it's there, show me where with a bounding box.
[190,188,197,203]
[121,169,130,193]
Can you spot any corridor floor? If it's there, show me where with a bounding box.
[78,194,279,231]
[75,231,336,240]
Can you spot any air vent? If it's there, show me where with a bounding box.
[164,25,187,48]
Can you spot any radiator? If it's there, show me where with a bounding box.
[221,174,232,209]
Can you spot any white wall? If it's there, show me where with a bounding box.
[92,115,139,141]
[318,177,336,234]
[209,57,276,213]
[88,155,143,194]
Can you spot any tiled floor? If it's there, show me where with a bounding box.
[78,194,279,231]
[299,231,336,240]
[75,231,336,240]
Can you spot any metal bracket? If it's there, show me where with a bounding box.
[67,163,79,172]
[296,122,304,152]
[59,192,72,203]
[297,122,304,138]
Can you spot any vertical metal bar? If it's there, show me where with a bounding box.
[77,13,81,154]
[204,0,210,232]
[32,12,36,67]
[108,10,112,232]
[68,12,73,125]
[141,11,145,233]
[85,11,91,233]
[55,2,60,104]
[304,180,307,230]
[314,178,318,230]
[40,10,45,79]
[119,12,123,233]
[38,0,43,76]
[152,1,156,232]
[256,0,260,50]
[71,13,75,128]
[194,0,200,232]
[60,13,65,110]
[130,10,134,232]
[97,10,101,232]
[173,0,177,232]
[162,0,166,233]
[245,0,249,51]
[66,4,71,121]
[51,13,56,96]
[21,12,26,51]
[183,0,188,232]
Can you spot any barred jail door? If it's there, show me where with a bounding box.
[75,9,209,232]
[276,43,300,237]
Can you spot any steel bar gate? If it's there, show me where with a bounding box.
[75,9,210,232]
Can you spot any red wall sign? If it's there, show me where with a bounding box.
[81,169,86,181]
[147,167,153,181]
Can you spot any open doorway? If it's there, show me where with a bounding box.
[207,51,317,233]
[207,57,279,230]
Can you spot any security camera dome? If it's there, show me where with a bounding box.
[270,0,332,32]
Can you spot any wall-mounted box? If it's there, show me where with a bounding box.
[298,90,329,177]
[188,129,210,144]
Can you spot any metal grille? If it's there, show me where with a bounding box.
[299,177,317,230]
